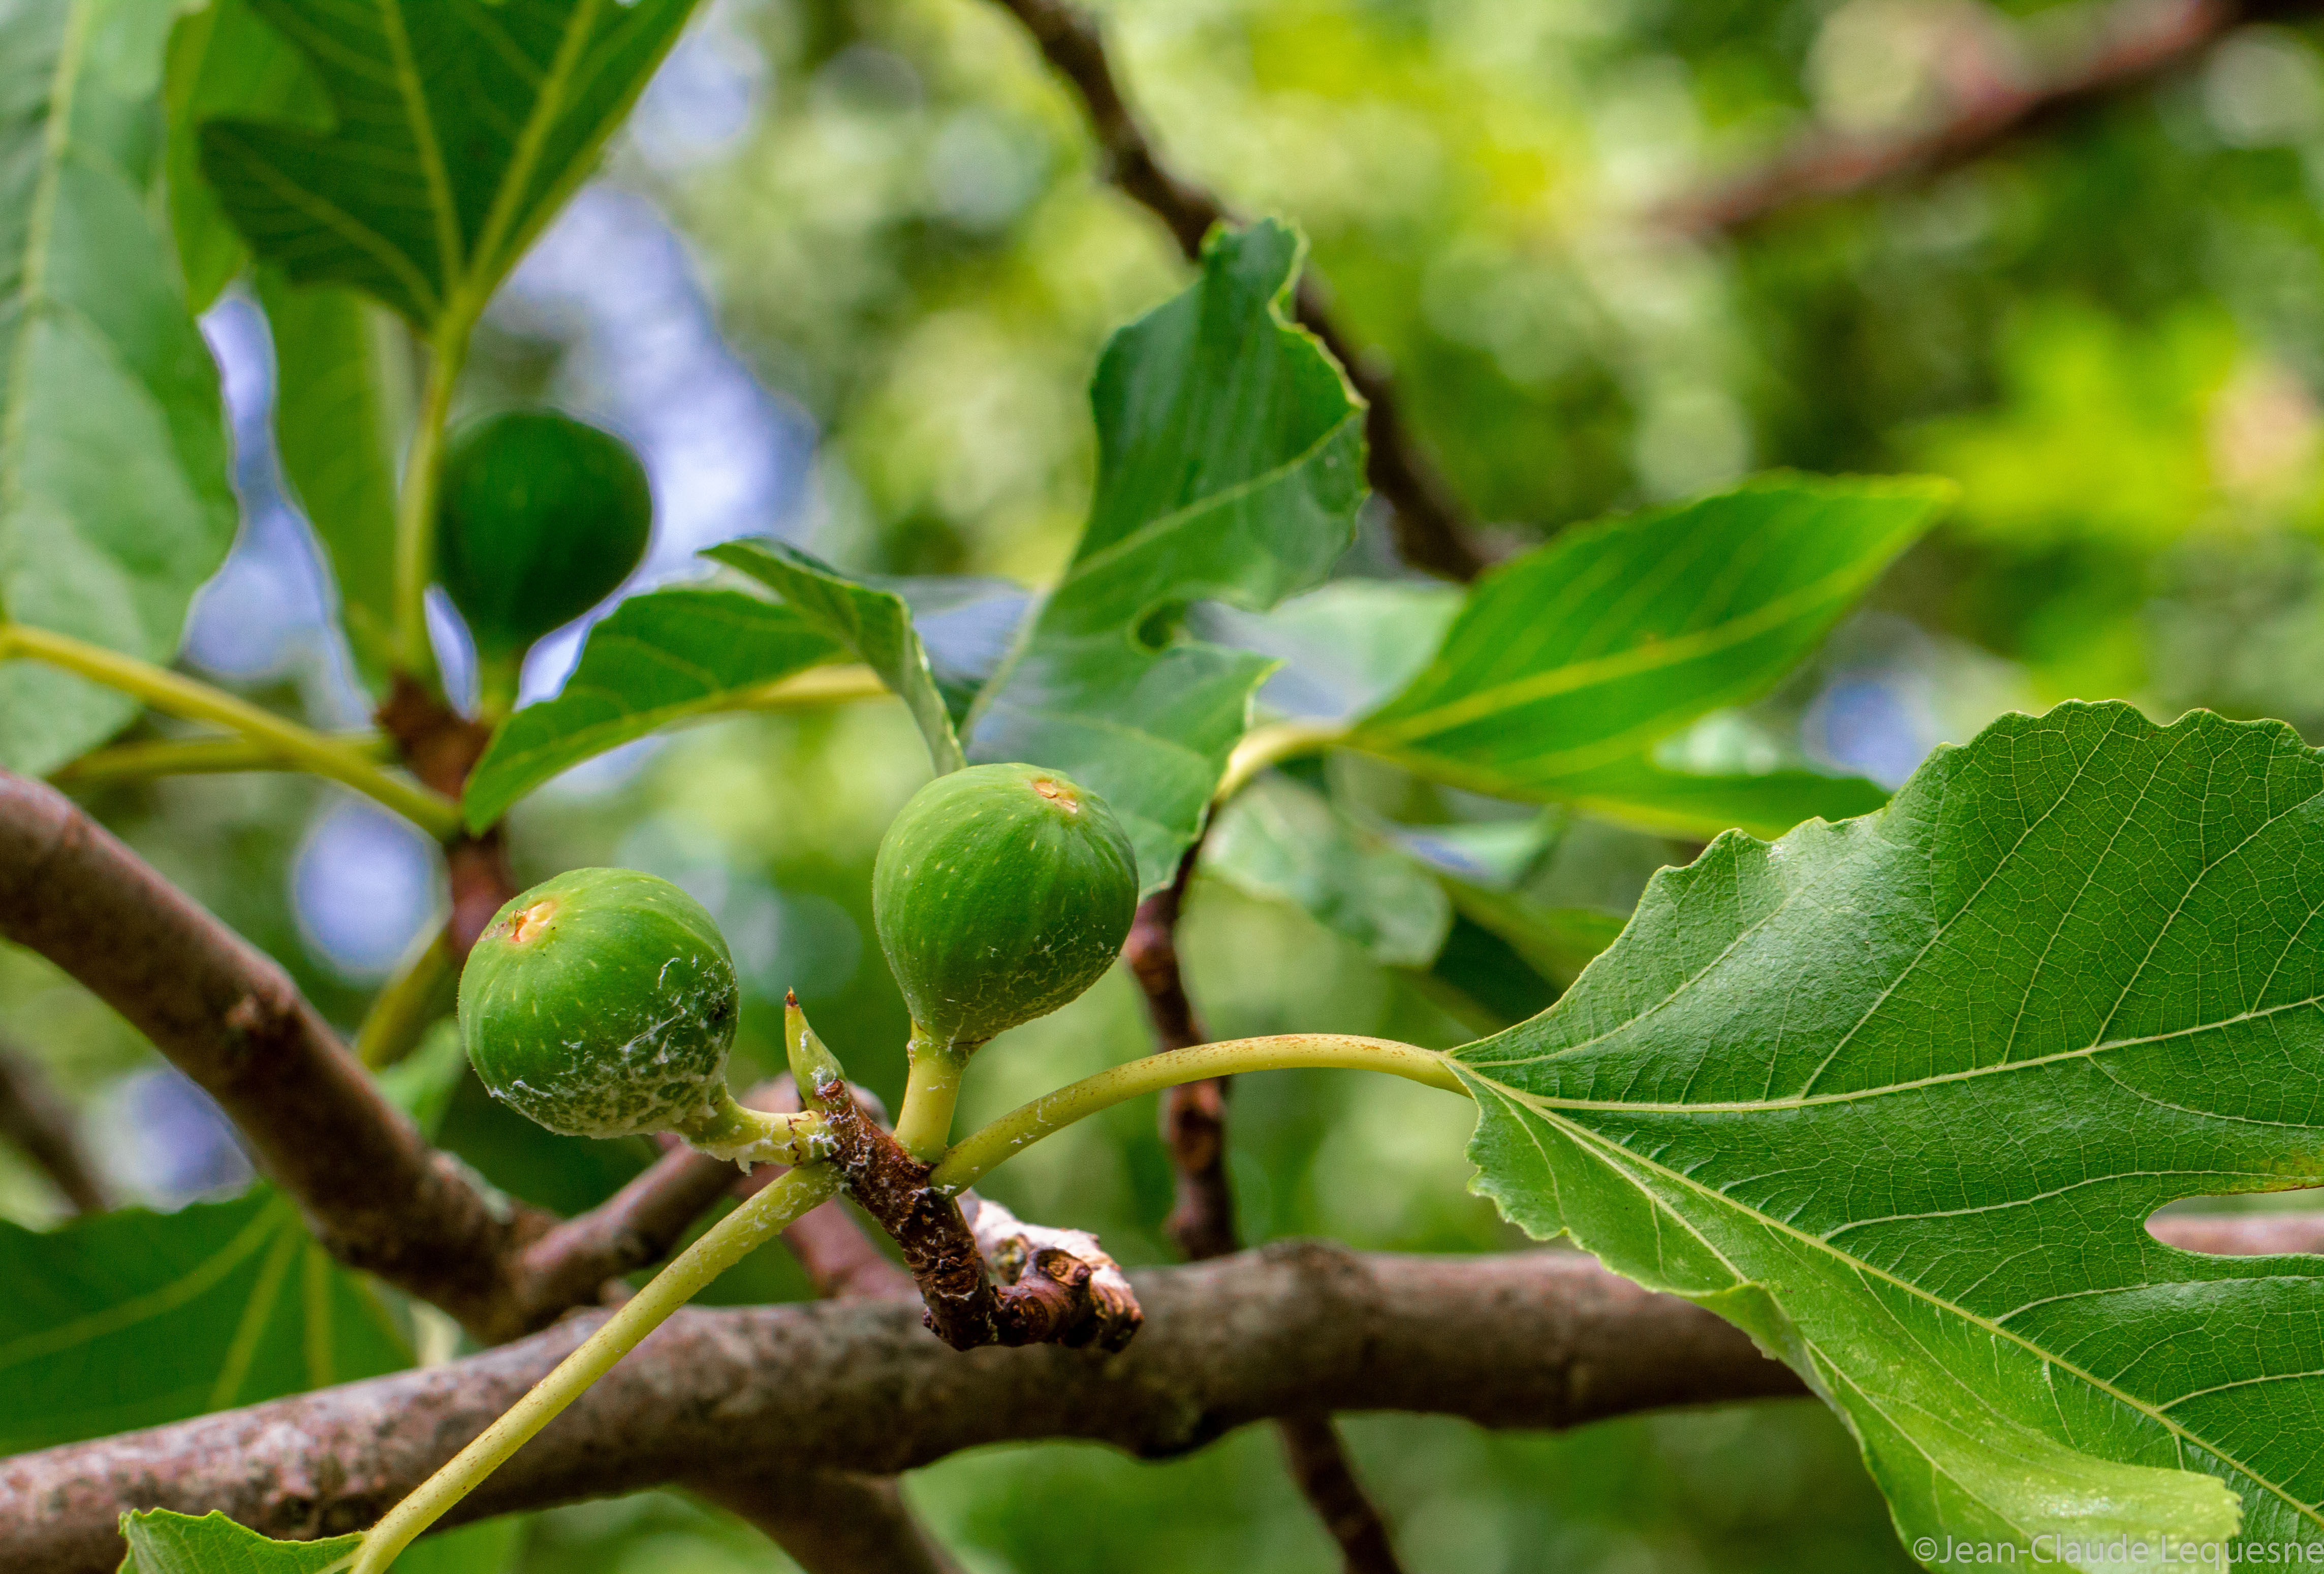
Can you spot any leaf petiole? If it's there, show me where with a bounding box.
[931,1033,1466,1193]
[1215,718,1348,805]
[1,624,462,839]
[351,1162,843,1574]
[50,731,396,787]
[390,331,463,694]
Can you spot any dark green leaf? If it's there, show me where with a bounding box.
[163,0,328,311]
[967,221,1367,891]
[258,269,405,689]
[462,587,838,829]
[1,0,240,774]
[1554,757,1893,841]
[1438,882,1623,988]
[197,0,697,333]
[1203,774,1450,965]
[1457,702,2324,1562]
[118,1511,358,1574]
[1423,912,1560,1030]
[2,1188,408,1454]
[708,540,966,773]
[1353,476,1950,801]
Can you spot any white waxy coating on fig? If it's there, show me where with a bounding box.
[459,868,739,1138]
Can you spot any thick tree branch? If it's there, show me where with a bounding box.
[0,1038,110,1215]
[0,770,750,1344]
[1660,0,2301,236]
[986,0,1489,581]
[1124,843,1403,1573]
[692,1080,951,1573]
[0,770,554,1340]
[0,1244,1806,1572]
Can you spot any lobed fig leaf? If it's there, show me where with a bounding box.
[873,763,1138,1051]
[458,868,736,1139]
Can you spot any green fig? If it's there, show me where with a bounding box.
[458,867,736,1139]
[872,763,1139,1051]
[436,410,652,667]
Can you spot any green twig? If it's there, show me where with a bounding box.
[352,1162,843,1573]
[0,624,461,839]
[933,1034,1465,1192]
[50,731,397,788]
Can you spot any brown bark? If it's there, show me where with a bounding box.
[1659,0,2297,236]
[1278,1417,1404,1574]
[0,770,555,1342]
[1126,851,1240,1261]
[694,1472,965,1574]
[0,1244,1806,1572]
[0,1038,110,1215]
[1124,846,1402,1572]
[0,770,753,1344]
[375,672,516,955]
[813,1073,1138,1351]
[985,0,1489,582]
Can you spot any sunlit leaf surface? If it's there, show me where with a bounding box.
[1460,702,2324,1565]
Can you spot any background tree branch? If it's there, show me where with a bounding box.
[986,0,1491,581]
[0,1243,1807,1572]
[0,1036,110,1215]
[1124,844,1404,1574]
[1659,0,2309,236]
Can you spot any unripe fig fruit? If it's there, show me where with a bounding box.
[459,868,737,1139]
[872,763,1138,1050]
[436,410,652,659]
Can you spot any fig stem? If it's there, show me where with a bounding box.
[0,623,462,839]
[932,1035,1467,1193]
[351,1161,843,1574]
[894,1029,971,1163]
[675,1095,832,1167]
[474,649,524,725]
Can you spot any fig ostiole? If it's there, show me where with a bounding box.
[457,867,828,1169]
[872,762,1139,1158]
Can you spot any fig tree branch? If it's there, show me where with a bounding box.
[1658,0,2294,236]
[0,1037,110,1215]
[984,0,1490,582]
[0,1243,1808,1572]
[0,770,761,1344]
[699,1079,955,1574]
[1125,846,1406,1574]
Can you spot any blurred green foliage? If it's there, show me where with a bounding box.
[18,0,2324,1566]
